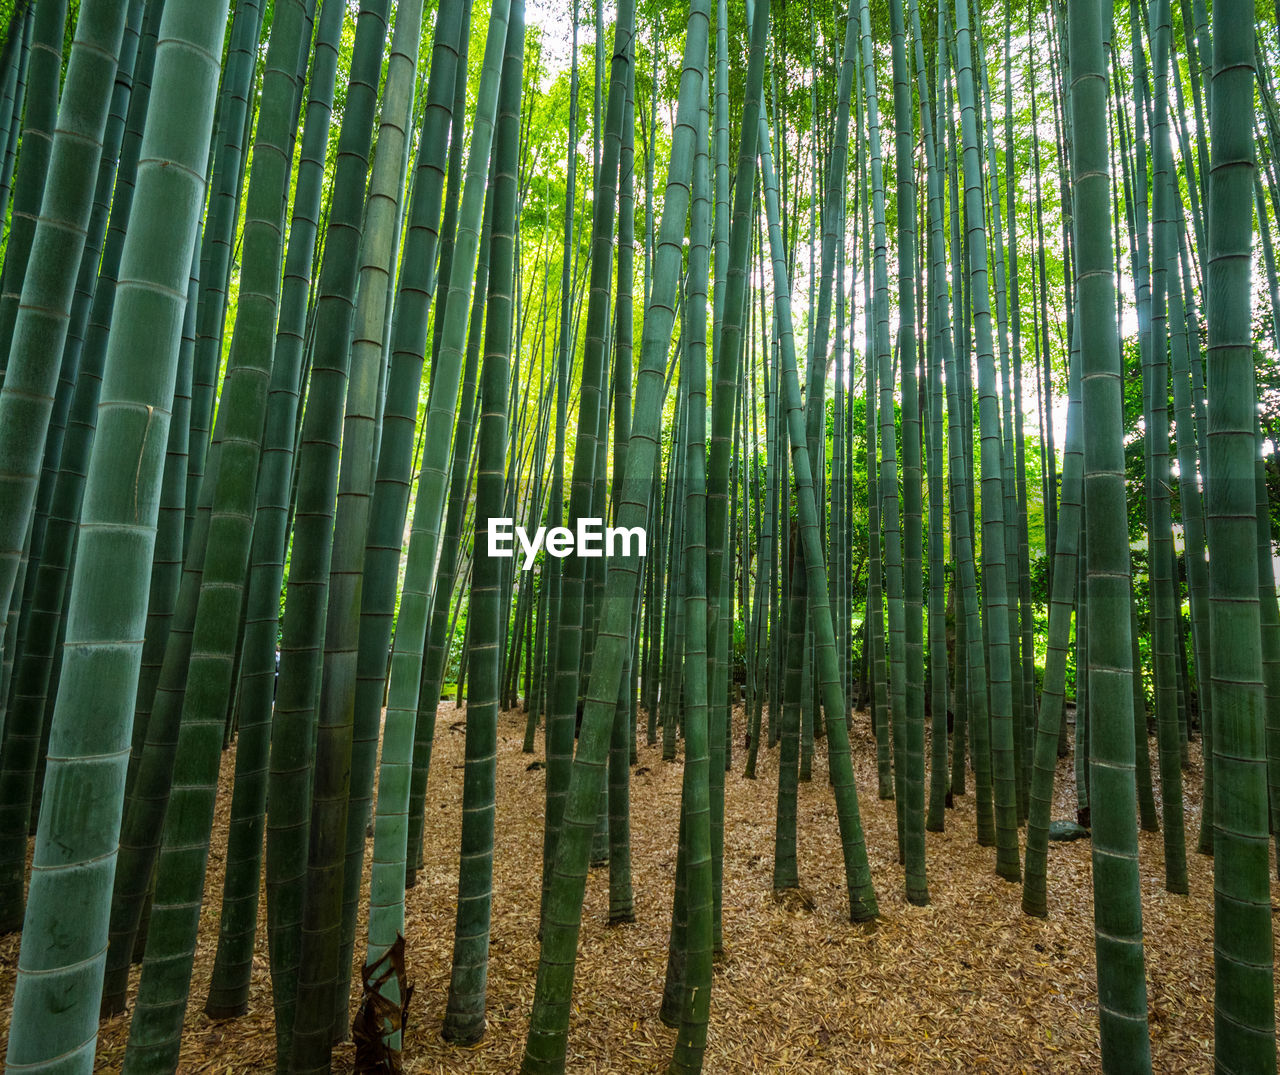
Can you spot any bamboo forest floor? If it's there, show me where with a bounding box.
[2,702,1273,1072]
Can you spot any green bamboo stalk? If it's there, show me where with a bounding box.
[3,2,228,1067]
[406,205,488,883]
[117,0,323,1065]
[859,0,906,859]
[1029,80,1058,602]
[1068,0,1153,1062]
[264,1,392,1064]
[773,536,803,893]
[941,18,975,803]
[1173,208,1216,853]
[1075,532,1090,820]
[912,0,948,836]
[608,21,638,926]
[1004,6,1036,790]
[953,0,1019,881]
[6,0,145,720]
[1254,410,1280,878]
[667,62,712,1070]
[751,0,876,925]
[1022,339,1083,918]
[858,36,891,797]
[441,0,522,1045]
[974,10,1027,826]
[0,0,126,711]
[356,0,510,1061]
[708,0,770,791]
[0,0,67,375]
[204,0,339,1019]
[287,3,421,1062]
[520,4,710,1066]
[542,0,635,924]
[182,0,266,543]
[1146,0,1187,893]
[0,0,161,944]
[0,6,33,239]
[1205,5,1277,1069]
[888,0,926,905]
[335,0,468,1028]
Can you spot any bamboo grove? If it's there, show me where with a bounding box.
[0,0,1275,1070]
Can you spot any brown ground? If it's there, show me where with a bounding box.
[1,703,1270,1072]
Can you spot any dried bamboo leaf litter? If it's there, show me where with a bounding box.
[0,703,1263,1072]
